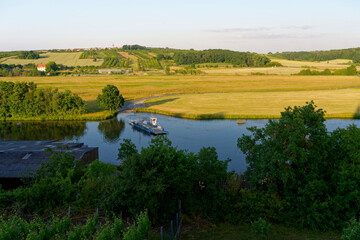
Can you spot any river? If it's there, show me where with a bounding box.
[1,113,359,173]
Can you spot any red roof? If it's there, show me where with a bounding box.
[37,64,46,68]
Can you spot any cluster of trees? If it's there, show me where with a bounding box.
[173,49,270,67]
[271,47,360,63]
[0,64,44,77]
[0,81,86,119]
[122,45,147,50]
[296,65,358,76]
[17,51,40,59]
[238,101,360,230]
[174,68,203,75]
[156,53,172,60]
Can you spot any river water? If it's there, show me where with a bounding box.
[1,113,359,173]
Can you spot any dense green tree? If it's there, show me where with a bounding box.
[46,61,58,73]
[97,85,124,111]
[238,101,360,230]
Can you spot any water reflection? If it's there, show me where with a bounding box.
[97,118,125,143]
[0,121,87,141]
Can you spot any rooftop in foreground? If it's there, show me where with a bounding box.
[0,140,98,179]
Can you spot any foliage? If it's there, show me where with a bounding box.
[79,50,98,59]
[296,65,357,75]
[122,44,147,50]
[252,218,271,240]
[45,61,58,74]
[97,85,124,111]
[0,212,149,240]
[115,136,229,223]
[271,47,360,63]
[342,218,360,240]
[18,51,40,59]
[0,81,87,120]
[238,101,360,230]
[174,49,270,67]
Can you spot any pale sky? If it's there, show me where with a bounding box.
[1,0,360,53]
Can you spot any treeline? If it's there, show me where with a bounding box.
[18,51,40,59]
[122,44,147,50]
[0,64,44,77]
[271,47,360,63]
[296,65,358,75]
[173,49,270,67]
[0,81,86,119]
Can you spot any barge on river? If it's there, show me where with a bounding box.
[129,116,167,135]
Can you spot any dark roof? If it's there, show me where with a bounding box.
[0,141,98,178]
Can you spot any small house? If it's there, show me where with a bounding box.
[37,64,46,72]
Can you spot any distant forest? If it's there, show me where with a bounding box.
[173,49,270,67]
[271,47,360,63]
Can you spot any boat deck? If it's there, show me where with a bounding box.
[130,121,167,135]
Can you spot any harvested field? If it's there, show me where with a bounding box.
[2,52,104,66]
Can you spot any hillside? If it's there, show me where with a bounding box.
[0,46,270,68]
[271,47,360,63]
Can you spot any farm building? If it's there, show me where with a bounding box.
[98,69,130,74]
[0,140,98,189]
[37,63,46,72]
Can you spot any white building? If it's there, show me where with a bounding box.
[37,64,46,72]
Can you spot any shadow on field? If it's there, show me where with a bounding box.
[86,100,103,113]
[354,105,360,119]
[145,98,179,107]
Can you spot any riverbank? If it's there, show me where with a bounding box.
[135,89,360,120]
[1,110,116,121]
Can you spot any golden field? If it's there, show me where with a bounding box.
[1,52,104,66]
[2,74,360,118]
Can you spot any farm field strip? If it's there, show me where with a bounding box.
[142,88,360,118]
[1,52,104,66]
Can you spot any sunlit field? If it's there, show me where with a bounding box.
[1,52,104,66]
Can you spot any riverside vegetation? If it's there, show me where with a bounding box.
[1,102,360,239]
[0,81,121,120]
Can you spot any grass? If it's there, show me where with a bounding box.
[268,57,353,69]
[139,89,360,119]
[2,74,360,119]
[1,52,104,66]
[3,111,116,121]
[179,222,340,240]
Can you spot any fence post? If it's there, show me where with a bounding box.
[160,226,163,240]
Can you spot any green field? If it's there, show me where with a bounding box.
[3,74,360,118]
[1,52,104,66]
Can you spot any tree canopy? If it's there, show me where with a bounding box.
[0,81,86,119]
[97,85,124,111]
[271,47,360,63]
[238,101,360,230]
[173,49,270,67]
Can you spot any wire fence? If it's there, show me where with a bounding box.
[160,200,182,240]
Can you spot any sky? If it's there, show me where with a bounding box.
[1,0,360,53]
